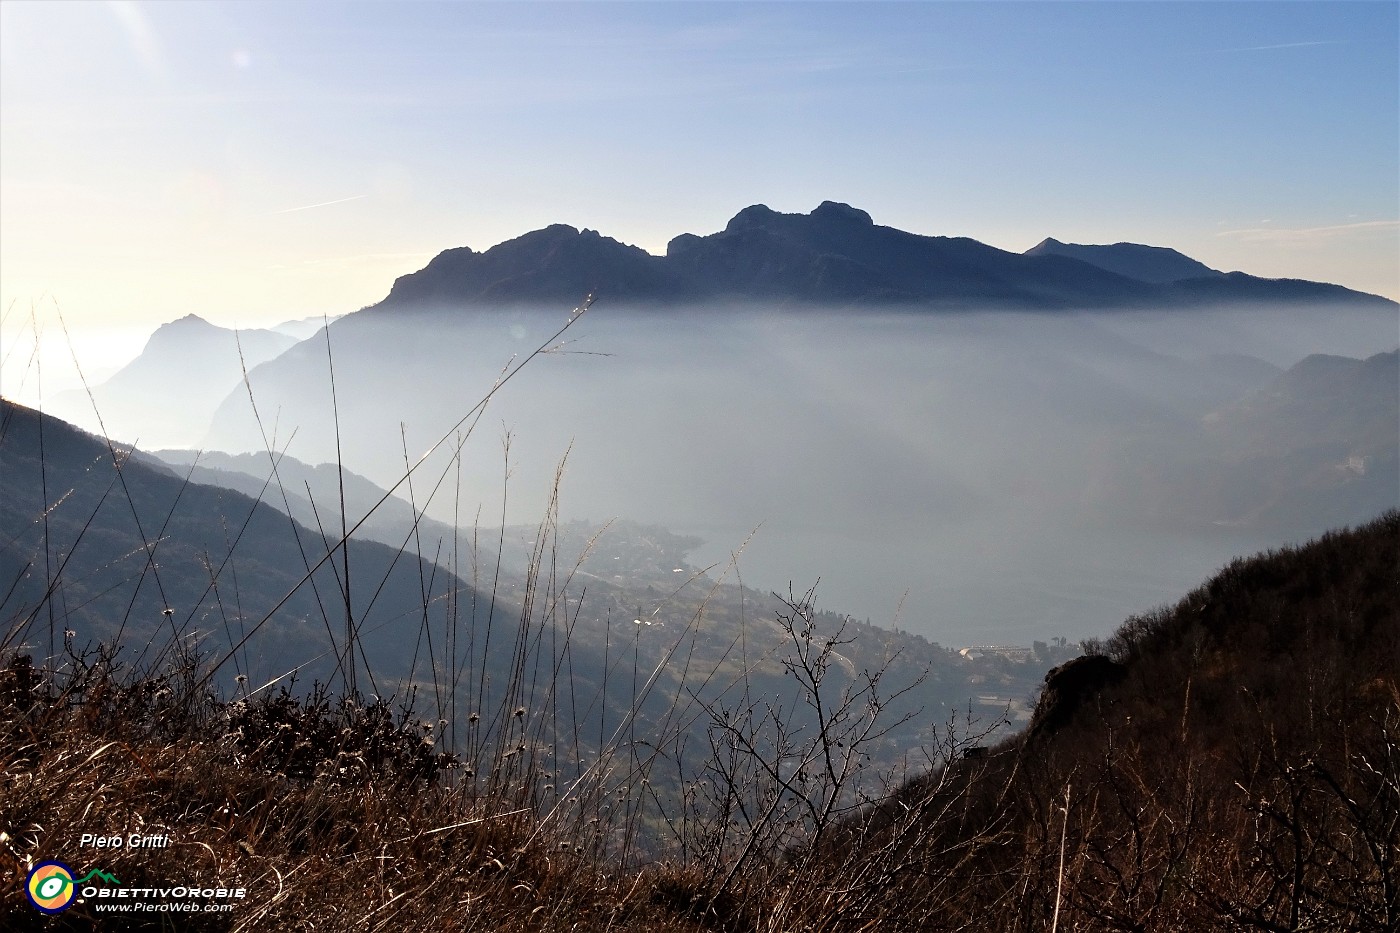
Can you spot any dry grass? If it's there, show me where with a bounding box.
[0,645,713,931]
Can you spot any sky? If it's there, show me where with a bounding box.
[2,1,1397,393]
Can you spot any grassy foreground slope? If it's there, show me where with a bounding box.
[2,510,1396,930]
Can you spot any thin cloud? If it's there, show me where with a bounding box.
[1216,220,1398,243]
[272,195,368,215]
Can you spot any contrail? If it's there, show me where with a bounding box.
[1212,40,1347,53]
[272,194,367,215]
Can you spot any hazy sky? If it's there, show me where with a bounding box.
[2,1,1397,364]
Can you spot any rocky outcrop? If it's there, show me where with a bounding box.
[1029,654,1128,738]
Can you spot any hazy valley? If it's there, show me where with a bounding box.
[36,204,1398,650]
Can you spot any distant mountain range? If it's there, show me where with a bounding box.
[35,203,1396,453]
[1092,350,1399,533]
[144,447,459,561]
[372,201,1396,313]
[0,397,477,691]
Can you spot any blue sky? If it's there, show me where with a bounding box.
[1,0,1396,376]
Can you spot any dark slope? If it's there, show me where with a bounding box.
[0,399,478,691]
[1166,269,1389,306]
[810,511,1400,932]
[0,403,653,783]
[1025,236,1222,283]
[369,201,1397,313]
[144,448,459,560]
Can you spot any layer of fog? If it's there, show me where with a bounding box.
[165,303,1400,645]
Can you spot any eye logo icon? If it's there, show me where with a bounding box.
[26,861,77,913]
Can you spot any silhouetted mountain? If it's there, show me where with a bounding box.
[1024,237,1222,283]
[47,314,297,448]
[661,201,1149,309]
[379,225,685,309]
[370,202,1396,313]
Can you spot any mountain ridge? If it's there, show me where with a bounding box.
[370,201,1396,314]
